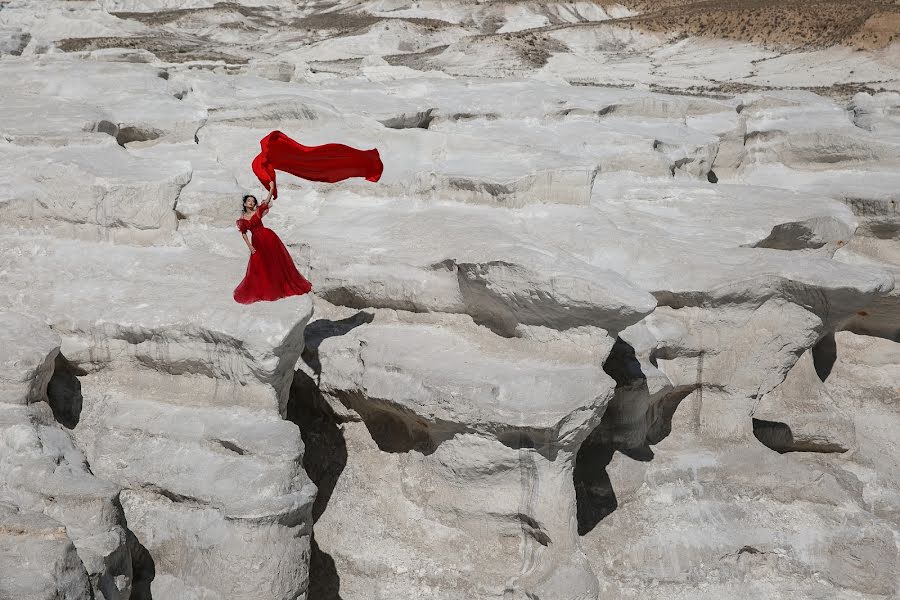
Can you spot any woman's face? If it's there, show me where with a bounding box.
[244,196,258,211]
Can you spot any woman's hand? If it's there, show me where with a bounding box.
[250,247,257,255]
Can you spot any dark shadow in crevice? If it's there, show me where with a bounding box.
[602,337,645,386]
[379,108,436,130]
[620,444,655,462]
[301,312,375,380]
[601,339,695,447]
[308,533,342,600]
[576,338,694,536]
[316,288,426,319]
[286,312,376,600]
[126,529,156,600]
[575,338,639,536]
[574,444,616,536]
[215,439,246,455]
[752,418,793,453]
[287,370,345,600]
[645,387,695,445]
[812,332,837,382]
[752,418,847,454]
[362,410,434,454]
[287,370,347,524]
[591,337,652,448]
[93,120,161,147]
[497,429,560,462]
[344,396,443,456]
[46,353,85,429]
[498,430,539,450]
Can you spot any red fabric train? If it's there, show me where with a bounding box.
[251,130,383,198]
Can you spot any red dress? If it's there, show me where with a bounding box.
[233,202,312,304]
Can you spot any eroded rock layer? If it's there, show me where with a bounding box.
[0,1,898,599]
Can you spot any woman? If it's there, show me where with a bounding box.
[233,182,312,304]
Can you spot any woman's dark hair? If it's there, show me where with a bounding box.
[241,194,257,212]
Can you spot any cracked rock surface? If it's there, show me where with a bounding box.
[1,1,899,599]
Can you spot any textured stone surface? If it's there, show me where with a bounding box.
[0,243,316,598]
[0,503,92,600]
[579,330,900,599]
[0,1,898,599]
[0,314,132,600]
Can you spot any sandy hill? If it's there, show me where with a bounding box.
[609,0,900,49]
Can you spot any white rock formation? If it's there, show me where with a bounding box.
[0,504,92,600]
[0,238,317,599]
[0,1,898,599]
[294,303,615,599]
[580,329,900,599]
[1,313,131,599]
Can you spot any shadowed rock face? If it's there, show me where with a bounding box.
[0,1,899,599]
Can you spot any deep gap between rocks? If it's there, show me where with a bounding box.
[575,337,692,536]
[286,312,378,599]
[127,528,156,600]
[46,353,85,429]
[574,444,618,535]
[812,332,837,382]
[575,337,642,536]
[288,369,345,600]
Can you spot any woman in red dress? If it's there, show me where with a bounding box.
[233,183,312,304]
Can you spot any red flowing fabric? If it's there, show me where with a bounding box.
[233,202,312,304]
[252,130,383,198]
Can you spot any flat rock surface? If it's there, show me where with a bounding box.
[0,1,898,599]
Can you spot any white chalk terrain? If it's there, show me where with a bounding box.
[0,1,898,599]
